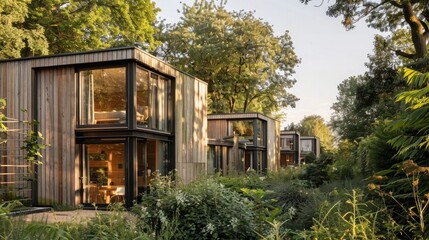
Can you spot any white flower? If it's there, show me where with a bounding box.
[175,191,187,206]
[203,222,216,234]
[230,217,239,230]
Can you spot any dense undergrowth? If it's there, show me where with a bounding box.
[1,166,426,239]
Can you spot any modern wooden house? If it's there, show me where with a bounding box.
[280,130,300,166]
[0,47,207,207]
[279,131,321,167]
[300,136,320,163]
[207,113,280,174]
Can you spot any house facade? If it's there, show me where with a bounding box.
[280,131,320,167]
[207,113,280,174]
[280,130,300,166]
[0,47,207,207]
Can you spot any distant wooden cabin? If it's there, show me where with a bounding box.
[207,113,280,174]
[279,131,321,167]
[0,47,207,207]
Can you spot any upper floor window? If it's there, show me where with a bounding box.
[301,139,313,152]
[228,119,266,146]
[280,136,294,150]
[229,120,254,144]
[79,67,127,125]
[136,67,172,132]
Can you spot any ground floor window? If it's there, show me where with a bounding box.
[280,152,296,167]
[82,143,125,205]
[79,137,173,207]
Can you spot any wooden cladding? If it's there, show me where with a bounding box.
[36,67,77,205]
[0,47,208,205]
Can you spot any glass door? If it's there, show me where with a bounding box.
[135,139,171,200]
[82,143,125,205]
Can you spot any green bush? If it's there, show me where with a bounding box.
[134,174,257,240]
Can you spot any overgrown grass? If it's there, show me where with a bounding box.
[0,168,426,239]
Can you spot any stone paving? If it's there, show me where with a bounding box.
[19,209,105,224]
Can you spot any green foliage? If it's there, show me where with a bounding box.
[388,68,429,159]
[303,189,401,239]
[0,0,159,59]
[21,121,48,166]
[217,171,268,192]
[369,160,429,239]
[155,0,299,114]
[0,98,6,144]
[330,35,406,142]
[296,115,334,151]
[330,140,359,181]
[0,0,48,59]
[134,173,257,240]
[301,0,429,59]
[299,163,329,188]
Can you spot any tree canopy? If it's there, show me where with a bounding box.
[0,0,48,58]
[154,0,300,114]
[330,35,406,141]
[0,0,159,59]
[301,0,429,60]
[296,115,334,152]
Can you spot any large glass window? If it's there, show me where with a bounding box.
[256,120,265,146]
[136,67,172,131]
[229,120,254,144]
[280,136,294,150]
[136,139,171,198]
[82,143,125,205]
[79,67,126,125]
[301,139,313,152]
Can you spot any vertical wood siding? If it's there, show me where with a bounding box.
[1,47,208,203]
[36,67,76,205]
[266,119,280,172]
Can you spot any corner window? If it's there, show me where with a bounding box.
[79,67,127,125]
[280,136,294,150]
[229,120,254,144]
[301,139,313,152]
[136,67,172,131]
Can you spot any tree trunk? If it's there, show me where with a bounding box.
[401,2,427,59]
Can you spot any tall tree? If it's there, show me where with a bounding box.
[0,0,159,58]
[155,0,300,114]
[301,0,429,60]
[0,0,48,58]
[331,35,406,141]
[330,75,371,141]
[297,115,334,151]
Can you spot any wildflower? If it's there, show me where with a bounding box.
[203,222,216,234]
[230,217,239,230]
[175,191,187,206]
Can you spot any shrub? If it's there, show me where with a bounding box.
[134,174,257,240]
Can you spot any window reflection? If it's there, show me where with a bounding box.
[229,120,254,144]
[83,143,125,204]
[80,67,126,125]
[136,67,171,131]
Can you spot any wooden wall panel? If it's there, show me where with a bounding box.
[207,120,228,140]
[266,119,280,172]
[36,67,76,205]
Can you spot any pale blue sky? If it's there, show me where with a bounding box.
[152,0,379,126]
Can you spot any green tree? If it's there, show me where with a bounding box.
[1,0,159,58]
[330,75,370,141]
[301,0,429,60]
[155,0,300,114]
[331,35,406,141]
[0,0,48,58]
[297,115,334,152]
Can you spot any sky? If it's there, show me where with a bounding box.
[152,0,380,127]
